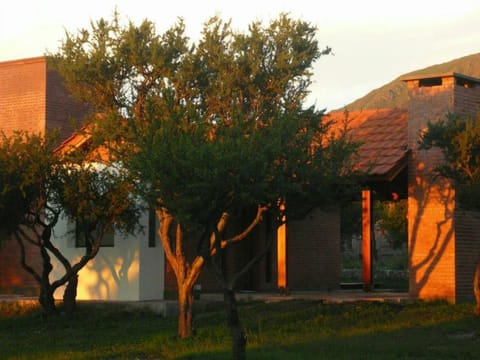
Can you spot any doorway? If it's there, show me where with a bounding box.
[340,192,408,292]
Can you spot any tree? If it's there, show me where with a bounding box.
[0,130,140,315]
[374,199,407,249]
[49,12,360,358]
[419,112,480,313]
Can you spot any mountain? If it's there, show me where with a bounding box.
[341,52,480,111]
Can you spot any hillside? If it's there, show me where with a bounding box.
[342,52,480,111]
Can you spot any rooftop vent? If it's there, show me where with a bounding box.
[418,77,442,87]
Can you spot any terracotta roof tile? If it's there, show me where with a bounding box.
[57,109,409,182]
[325,109,408,181]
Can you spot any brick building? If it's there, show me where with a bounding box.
[0,56,87,139]
[327,72,480,303]
[0,57,88,294]
[404,73,480,302]
[1,56,480,303]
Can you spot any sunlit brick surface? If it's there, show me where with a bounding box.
[405,73,480,303]
[0,57,87,295]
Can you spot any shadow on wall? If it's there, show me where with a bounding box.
[75,245,140,301]
[409,159,455,301]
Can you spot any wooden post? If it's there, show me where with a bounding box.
[362,189,373,291]
[277,204,287,292]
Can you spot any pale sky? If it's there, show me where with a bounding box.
[1,0,480,110]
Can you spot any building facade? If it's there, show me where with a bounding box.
[404,73,480,302]
[2,56,480,303]
[0,57,86,295]
[0,57,164,300]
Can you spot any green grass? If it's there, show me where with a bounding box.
[1,299,480,359]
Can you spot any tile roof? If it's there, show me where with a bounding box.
[325,108,408,181]
[55,122,111,161]
[57,109,409,182]
[55,126,91,154]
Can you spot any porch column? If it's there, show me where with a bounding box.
[277,204,287,291]
[362,189,373,291]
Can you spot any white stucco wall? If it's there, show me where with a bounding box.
[51,211,164,301]
[139,217,165,300]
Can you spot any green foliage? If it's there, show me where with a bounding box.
[49,12,363,344]
[0,130,141,312]
[341,199,407,248]
[0,131,60,235]
[0,130,140,244]
[49,11,360,233]
[419,113,480,210]
[374,199,407,248]
[52,152,140,243]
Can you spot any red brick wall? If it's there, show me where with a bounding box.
[0,235,40,295]
[407,173,456,301]
[0,57,88,295]
[453,81,480,116]
[453,81,480,302]
[455,210,480,301]
[251,218,277,291]
[406,74,480,303]
[0,57,47,295]
[190,207,342,292]
[46,70,88,141]
[0,57,46,136]
[286,207,340,290]
[0,56,86,140]
[163,211,284,295]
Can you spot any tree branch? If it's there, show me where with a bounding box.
[175,222,185,273]
[13,231,41,284]
[230,231,275,289]
[219,205,269,249]
[16,225,40,247]
[156,208,182,281]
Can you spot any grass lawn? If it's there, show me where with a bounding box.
[1,298,480,359]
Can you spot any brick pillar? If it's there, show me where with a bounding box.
[403,73,480,302]
[286,207,340,290]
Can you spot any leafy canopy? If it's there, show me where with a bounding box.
[0,131,60,235]
[49,12,360,232]
[0,130,140,244]
[420,113,480,210]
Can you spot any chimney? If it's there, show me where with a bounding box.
[403,73,480,303]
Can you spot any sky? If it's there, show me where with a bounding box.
[1,0,480,111]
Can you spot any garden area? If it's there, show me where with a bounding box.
[2,298,480,359]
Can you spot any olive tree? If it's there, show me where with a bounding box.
[0,130,139,315]
[49,12,360,358]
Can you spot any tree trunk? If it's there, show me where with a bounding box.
[63,274,78,316]
[39,244,57,316]
[224,288,246,360]
[474,260,480,316]
[178,284,194,338]
[157,209,204,339]
[39,283,56,315]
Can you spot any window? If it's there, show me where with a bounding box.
[148,207,157,248]
[419,77,442,87]
[73,221,115,248]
